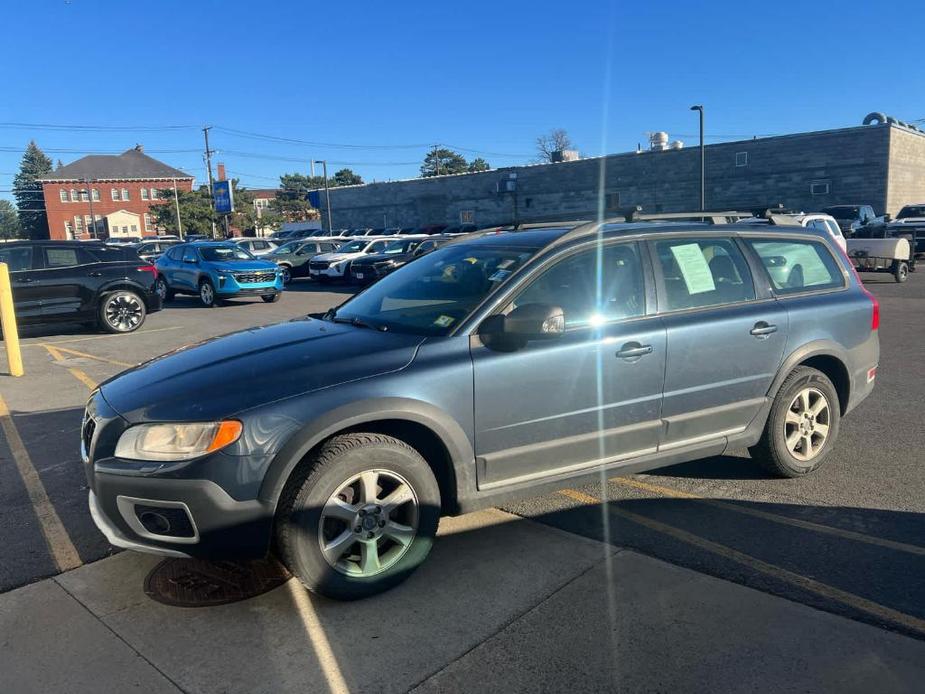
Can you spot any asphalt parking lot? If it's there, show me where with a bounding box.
[1,272,924,690]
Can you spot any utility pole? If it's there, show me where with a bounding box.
[202,126,217,237]
[172,178,183,239]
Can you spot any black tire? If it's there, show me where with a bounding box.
[749,366,841,478]
[275,433,441,601]
[261,293,280,303]
[155,277,175,301]
[98,290,147,334]
[894,261,909,283]
[199,279,218,307]
[279,265,293,285]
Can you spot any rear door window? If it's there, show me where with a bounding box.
[653,238,755,311]
[746,239,845,293]
[0,246,35,272]
[182,247,198,263]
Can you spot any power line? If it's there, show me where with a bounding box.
[213,126,428,150]
[0,122,196,132]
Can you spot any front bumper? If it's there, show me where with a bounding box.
[88,472,273,559]
[309,264,347,279]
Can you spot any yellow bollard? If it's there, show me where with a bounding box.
[0,262,24,377]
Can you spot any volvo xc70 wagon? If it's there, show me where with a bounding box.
[82,220,879,599]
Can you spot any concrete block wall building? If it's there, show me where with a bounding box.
[316,121,925,229]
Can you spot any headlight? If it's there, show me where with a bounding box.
[115,421,242,461]
[333,261,346,270]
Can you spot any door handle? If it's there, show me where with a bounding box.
[87,271,103,277]
[616,342,653,359]
[750,321,778,337]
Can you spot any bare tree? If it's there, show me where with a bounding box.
[535,128,575,163]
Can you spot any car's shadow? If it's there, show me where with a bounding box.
[645,453,772,480]
[284,280,357,296]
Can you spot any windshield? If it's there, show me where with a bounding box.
[339,240,367,253]
[274,241,301,254]
[897,205,925,219]
[822,206,858,219]
[331,243,538,335]
[198,245,255,262]
[383,239,417,254]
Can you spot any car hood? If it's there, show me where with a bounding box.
[207,259,278,272]
[99,317,424,422]
[315,252,363,262]
[891,217,925,225]
[355,252,413,264]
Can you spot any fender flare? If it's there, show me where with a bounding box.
[258,397,476,513]
[767,340,851,406]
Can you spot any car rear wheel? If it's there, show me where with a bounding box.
[199,279,218,307]
[749,366,840,478]
[99,290,146,333]
[275,433,440,600]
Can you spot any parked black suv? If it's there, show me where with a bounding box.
[83,220,878,600]
[1,240,161,333]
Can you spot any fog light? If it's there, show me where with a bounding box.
[138,510,171,534]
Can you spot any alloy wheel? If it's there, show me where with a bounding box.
[281,266,292,284]
[155,278,168,300]
[784,387,830,461]
[200,283,214,305]
[104,293,143,332]
[318,469,418,577]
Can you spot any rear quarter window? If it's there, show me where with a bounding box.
[746,239,845,293]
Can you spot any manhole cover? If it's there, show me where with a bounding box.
[144,557,291,607]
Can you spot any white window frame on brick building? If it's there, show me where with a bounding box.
[736,152,748,167]
[810,180,830,196]
[150,187,158,200]
[141,188,149,200]
[111,188,119,201]
[144,213,153,231]
[91,188,100,202]
[59,189,68,203]
[70,189,78,202]
[74,215,84,234]
[64,220,73,238]
[121,188,130,201]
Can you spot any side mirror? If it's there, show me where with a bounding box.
[478,303,564,350]
[883,214,892,223]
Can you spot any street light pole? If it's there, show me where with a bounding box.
[690,105,705,212]
[82,178,96,239]
[313,159,333,232]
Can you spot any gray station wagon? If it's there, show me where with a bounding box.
[82,219,879,599]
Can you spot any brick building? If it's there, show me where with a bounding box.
[313,119,925,229]
[38,146,194,240]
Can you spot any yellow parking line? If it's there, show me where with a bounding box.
[612,476,925,557]
[43,344,133,368]
[0,394,82,572]
[43,345,98,391]
[27,325,182,346]
[557,488,925,637]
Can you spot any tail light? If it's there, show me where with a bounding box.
[836,243,878,331]
[137,265,158,280]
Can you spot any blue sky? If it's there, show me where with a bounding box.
[2,0,923,201]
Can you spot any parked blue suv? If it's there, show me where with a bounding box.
[84,220,878,600]
[154,241,283,306]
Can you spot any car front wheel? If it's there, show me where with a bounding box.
[749,366,840,477]
[199,279,218,307]
[276,433,441,600]
[279,265,292,285]
[99,290,147,333]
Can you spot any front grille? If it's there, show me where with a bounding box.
[234,271,276,284]
[310,261,331,270]
[82,414,97,456]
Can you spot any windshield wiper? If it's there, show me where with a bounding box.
[331,316,388,331]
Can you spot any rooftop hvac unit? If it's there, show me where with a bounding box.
[550,149,580,162]
[649,131,669,151]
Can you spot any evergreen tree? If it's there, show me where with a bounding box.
[12,141,53,239]
[0,199,21,239]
